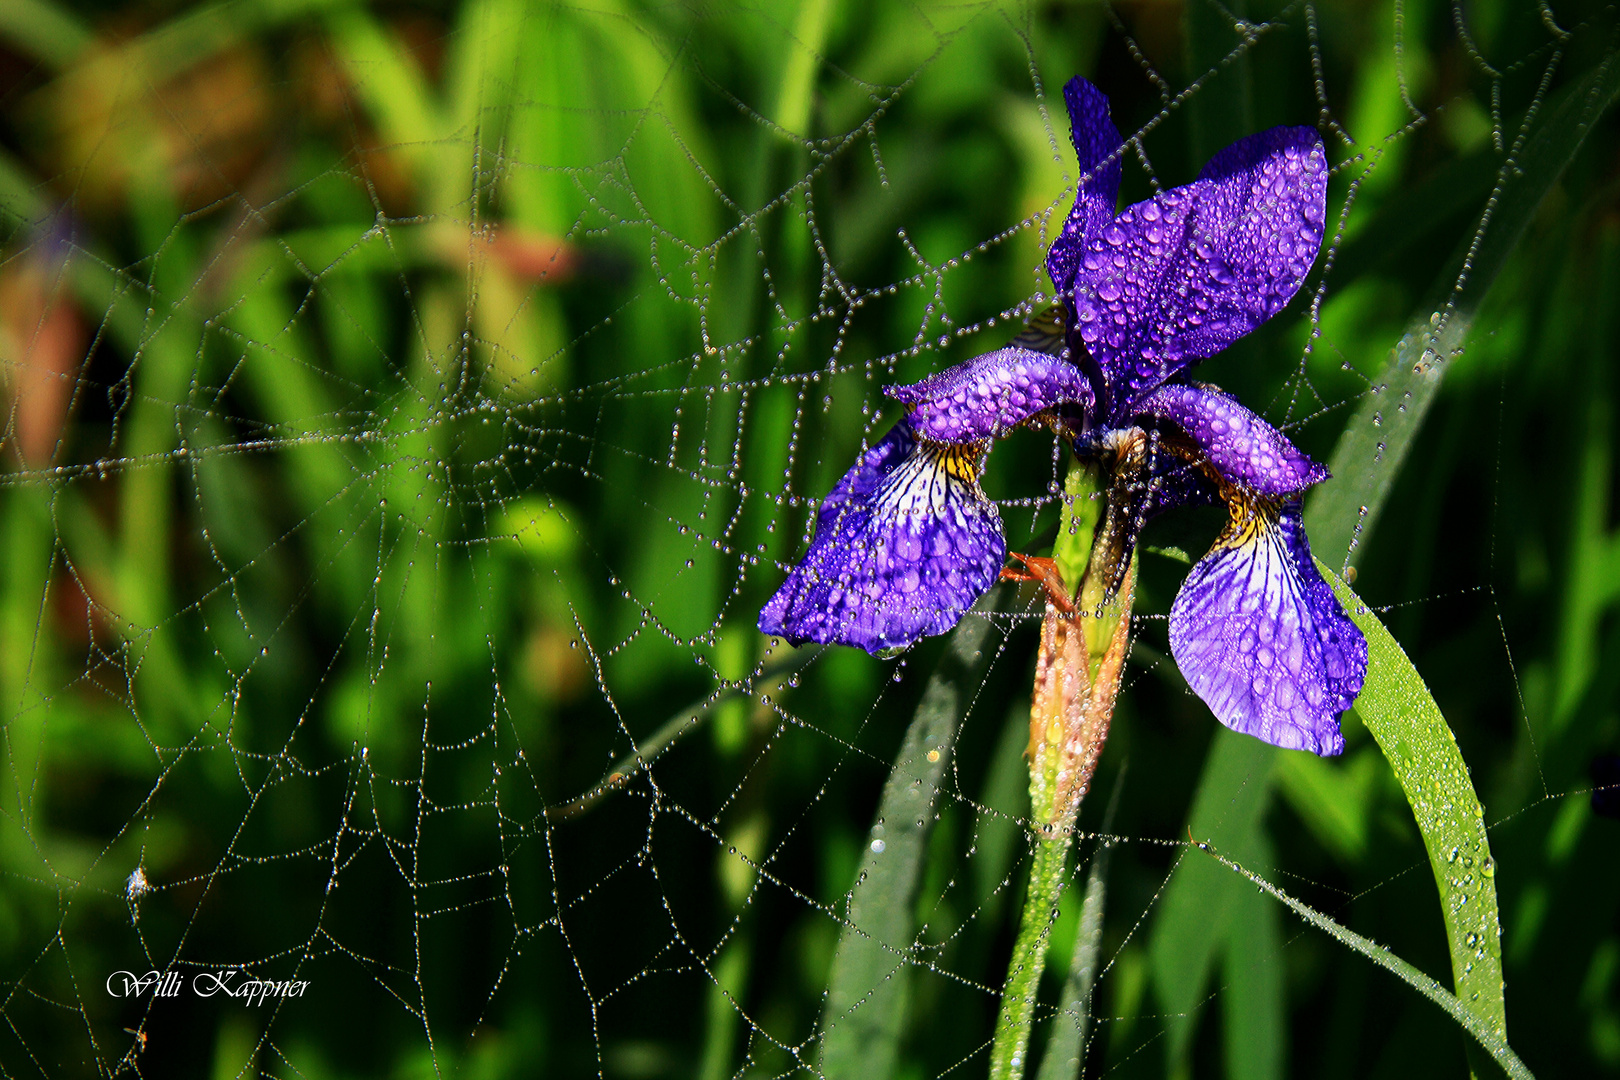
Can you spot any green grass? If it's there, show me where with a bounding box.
[0,1,1617,1077]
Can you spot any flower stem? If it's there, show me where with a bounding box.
[1052,458,1101,596]
[988,815,1071,1079]
[988,452,1140,1080]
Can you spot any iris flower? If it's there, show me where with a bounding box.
[759,77,1367,757]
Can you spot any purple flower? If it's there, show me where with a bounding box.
[760,77,1367,756]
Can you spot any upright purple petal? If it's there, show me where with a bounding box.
[1071,126,1328,415]
[1046,77,1123,298]
[886,347,1094,443]
[1168,498,1366,756]
[1136,382,1328,497]
[759,420,1006,654]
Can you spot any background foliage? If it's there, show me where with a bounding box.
[1,0,1617,1077]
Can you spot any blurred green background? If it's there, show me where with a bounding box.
[0,0,1616,1077]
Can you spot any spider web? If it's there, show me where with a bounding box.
[0,1,1611,1077]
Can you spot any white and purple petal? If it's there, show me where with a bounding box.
[1046,76,1124,298]
[759,419,1006,654]
[1168,498,1366,756]
[886,347,1094,443]
[1136,383,1327,497]
[1071,126,1328,415]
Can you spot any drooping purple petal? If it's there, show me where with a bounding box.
[1168,498,1365,756]
[759,419,1006,654]
[1071,126,1328,416]
[1136,382,1328,497]
[886,347,1094,443]
[1045,76,1123,298]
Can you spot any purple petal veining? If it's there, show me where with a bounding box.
[758,77,1364,745]
[1168,498,1366,756]
[759,420,1006,654]
[1071,127,1329,415]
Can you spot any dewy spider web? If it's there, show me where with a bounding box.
[0,1,1612,1077]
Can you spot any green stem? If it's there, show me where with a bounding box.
[989,819,1073,1078]
[1035,770,1124,1080]
[989,453,1138,1080]
[1052,460,1101,595]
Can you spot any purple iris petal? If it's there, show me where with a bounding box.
[886,347,1095,443]
[1071,126,1328,415]
[759,419,1006,654]
[1168,498,1366,756]
[1136,383,1328,497]
[1046,76,1124,298]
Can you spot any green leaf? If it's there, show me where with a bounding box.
[1322,564,1508,1043]
[322,8,444,187]
[819,590,1002,1080]
[970,705,1033,917]
[1273,745,1384,863]
[1305,51,1620,561]
[1034,771,1123,1080]
[1150,730,1276,1067]
[0,0,90,69]
[774,0,835,138]
[1222,832,1284,1080]
[1202,845,1532,1080]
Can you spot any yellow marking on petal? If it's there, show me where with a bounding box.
[1212,484,1283,550]
[875,439,988,521]
[939,444,983,482]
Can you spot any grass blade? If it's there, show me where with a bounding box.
[1222,829,1284,1080]
[1204,845,1532,1080]
[819,590,1003,1080]
[1034,770,1123,1080]
[774,0,835,138]
[1150,730,1275,1066]
[0,0,90,69]
[1323,564,1508,1041]
[1306,49,1620,560]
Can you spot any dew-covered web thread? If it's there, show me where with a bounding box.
[0,3,1599,1077]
